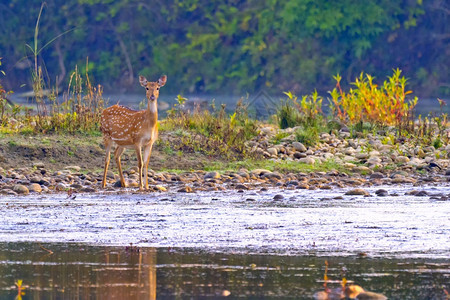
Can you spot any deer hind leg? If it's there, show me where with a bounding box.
[114,146,126,188]
[102,138,113,188]
[143,143,154,190]
[134,145,144,190]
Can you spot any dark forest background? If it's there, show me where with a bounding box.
[0,0,448,98]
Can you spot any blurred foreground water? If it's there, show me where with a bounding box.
[0,243,449,299]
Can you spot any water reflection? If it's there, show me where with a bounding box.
[0,243,156,300]
[0,243,448,299]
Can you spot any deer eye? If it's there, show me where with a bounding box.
[156,87,160,90]
[146,87,149,90]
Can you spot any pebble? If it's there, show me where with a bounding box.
[28,183,42,193]
[375,189,388,196]
[13,184,29,195]
[204,171,220,180]
[273,194,284,200]
[345,188,370,196]
[178,186,193,193]
[299,157,315,165]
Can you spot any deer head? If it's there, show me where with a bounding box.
[140,75,167,101]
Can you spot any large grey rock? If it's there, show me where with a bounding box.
[292,142,307,152]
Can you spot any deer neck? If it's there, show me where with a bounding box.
[146,98,158,124]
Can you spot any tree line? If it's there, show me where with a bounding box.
[0,0,448,97]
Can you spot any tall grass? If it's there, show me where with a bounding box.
[0,3,104,135]
[42,63,105,134]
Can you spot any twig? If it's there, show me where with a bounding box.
[38,243,53,254]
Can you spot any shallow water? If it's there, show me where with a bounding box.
[1,186,449,258]
[1,186,449,299]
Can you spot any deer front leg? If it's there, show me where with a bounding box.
[143,143,154,190]
[134,145,144,190]
[102,138,112,188]
[114,146,126,188]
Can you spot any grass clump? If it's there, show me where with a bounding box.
[276,90,324,130]
[295,126,321,147]
[275,90,327,146]
[161,97,259,159]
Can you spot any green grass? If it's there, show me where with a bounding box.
[203,158,349,174]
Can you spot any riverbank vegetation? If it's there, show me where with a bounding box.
[0,60,448,175]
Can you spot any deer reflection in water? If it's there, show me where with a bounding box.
[21,247,157,300]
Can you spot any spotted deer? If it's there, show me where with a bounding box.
[100,75,167,190]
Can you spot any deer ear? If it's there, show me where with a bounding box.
[139,76,148,87]
[158,75,167,87]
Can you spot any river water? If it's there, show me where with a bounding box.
[0,185,449,299]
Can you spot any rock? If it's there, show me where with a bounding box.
[299,157,315,165]
[178,186,193,193]
[28,183,42,193]
[267,147,278,156]
[414,190,428,197]
[293,152,307,159]
[81,187,96,192]
[427,162,442,170]
[391,176,416,184]
[13,184,29,195]
[408,157,425,167]
[292,142,307,152]
[286,180,299,186]
[297,183,309,189]
[395,156,410,164]
[260,127,275,135]
[280,134,296,142]
[70,183,83,189]
[251,169,272,176]
[32,162,45,169]
[30,176,44,184]
[423,146,435,153]
[354,166,373,174]
[356,153,369,160]
[204,171,220,180]
[416,148,426,158]
[235,184,248,190]
[375,189,388,196]
[273,194,284,200]
[155,185,167,192]
[445,169,450,176]
[367,157,382,165]
[55,183,68,191]
[1,189,17,195]
[370,172,385,179]
[345,188,370,196]
[113,180,126,188]
[356,291,387,300]
[128,180,139,188]
[339,131,351,138]
[65,165,81,172]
